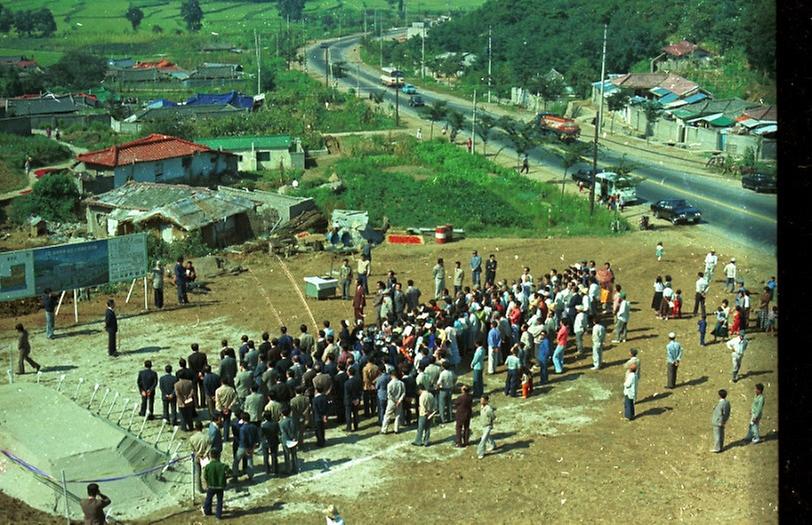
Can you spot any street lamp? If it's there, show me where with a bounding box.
[320,42,329,88]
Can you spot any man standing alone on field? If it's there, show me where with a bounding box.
[433,258,446,299]
[705,250,718,282]
[623,363,638,420]
[339,258,353,300]
[485,254,497,286]
[665,332,683,389]
[470,250,482,288]
[711,389,731,453]
[477,395,496,459]
[693,271,709,317]
[104,299,119,357]
[152,260,164,309]
[41,288,56,339]
[743,383,765,444]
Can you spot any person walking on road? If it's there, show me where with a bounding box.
[520,153,529,174]
[477,394,496,459]
[412,383,436,447]
[15,323,40,375]
[104,299,119,357]
[381,370,405,434]
[665,332,683,389]
[743,383,765,444]
[711,389,731,453]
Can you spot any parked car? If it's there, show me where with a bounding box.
[571,167,603,186]
[650,199,702,224]
[401,83,417,94]
[408,95,425,107]
[741,173,776,193]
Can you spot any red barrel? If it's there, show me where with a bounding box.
[435,225,448,244]
[444,224,453,242]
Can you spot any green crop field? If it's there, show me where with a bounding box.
[2,0,483,65]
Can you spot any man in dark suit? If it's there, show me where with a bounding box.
[175,373,195,431]
[159,365,178,425]
[218,348,237,384]
[312,387,329,447]
[453,385,474,447]
[279,406,299,474]
[333,364,348,425]
[203,365,221,420]
[343,366,362,431]
[188,343,208,408]
[104,299,118,357]
[137,360,158,418]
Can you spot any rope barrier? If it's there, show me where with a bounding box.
[2,449,192,484]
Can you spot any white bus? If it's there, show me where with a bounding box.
[380,67,404,87]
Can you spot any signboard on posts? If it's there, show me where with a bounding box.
[0,233,148,301]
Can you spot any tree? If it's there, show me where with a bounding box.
[10,173,80,225]
[31,8,56,36]
[48,50,107,89]
[566,58,597,99]
[560,141,590,203]
[152,24,163,33]
[446,109,465,143]
[498,116,539,171]
[13,10,34,36]
[0,4,14,33]
[125,6,144,31]
[605,90,630,133]
[180,0,203,32]
[278,0,306,22]
[475,114,496,155]
[642,100,662,143]
[141,115,195,139]
[535,75,565,111]
[423,100,448,139]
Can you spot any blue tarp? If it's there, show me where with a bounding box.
[146,98,177,109]
[681,92,708,105]
[185,90,253,109]
[658,93,679,104]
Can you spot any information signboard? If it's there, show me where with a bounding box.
[0,233,148,301]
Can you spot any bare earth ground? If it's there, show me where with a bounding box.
[0,224,777,524]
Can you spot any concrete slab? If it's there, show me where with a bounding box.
[0,383,188,521]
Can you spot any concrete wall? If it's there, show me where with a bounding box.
[233,149,301,171]
[723,132,775,161]
[0,116,32,135]
[683,126,720,151]
[217,185,315,223]
[111,118,142,134]
[30,113,110,129]
[107,152,236,188]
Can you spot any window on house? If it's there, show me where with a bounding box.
[257,151,271,162]
[154,162,163,180]
[182,157,192,169]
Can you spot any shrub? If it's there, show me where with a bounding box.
[10,172,80,224]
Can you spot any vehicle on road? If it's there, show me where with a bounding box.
[650,199,702,224]
[741,172,776,193]
[380,67,404,87]
[571,167,604,186]
[408,95,425,107]
[534,112,581,142]
[401,84,417,94]
[595,171,638,204]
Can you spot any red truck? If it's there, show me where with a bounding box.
[534,112,581,142]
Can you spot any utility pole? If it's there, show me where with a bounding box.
[471,89,477,155]
[421,26,425,79]
[395,76,400,126]
[255,31,261,96]
[379,11,383,69]
[364,11,367,34]
[302,18,307,73]
[356,63,360,97]
[487,26,492,104]
[589,23,608,217]
[324,46,330,87]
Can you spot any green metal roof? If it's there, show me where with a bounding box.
[671,108,698,120]
[196,135,292,151]
[708,115,735,127]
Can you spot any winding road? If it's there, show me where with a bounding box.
[307,32,776,250]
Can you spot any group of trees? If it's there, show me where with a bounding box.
[402,0,774,99]
[0,49,107,96]
[0,5,56,37]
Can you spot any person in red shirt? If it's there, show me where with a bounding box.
[552,323,569,374]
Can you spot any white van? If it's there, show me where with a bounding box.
[595,171,638,203]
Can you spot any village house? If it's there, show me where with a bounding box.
[652,40,713,72]
[83,181,255,247]
[74,134,237,193]
[196,135,305,172]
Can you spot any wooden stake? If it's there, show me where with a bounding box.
[72,289,78,323]
[61,469,69,524]
[55,290,66,316]
[143,277,148,311]
[125,278,137,304]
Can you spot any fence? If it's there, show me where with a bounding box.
[3,361,194,523]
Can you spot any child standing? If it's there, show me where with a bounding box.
[655,242,664,262]
[697,315,707,347]
[521,367,533,399]
[672,289,683,319]
[766,306,777,336]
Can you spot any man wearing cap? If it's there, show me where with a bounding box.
[623,363,638,420]
[470,250,482,288]
[612,292,629,343]
[665,332,683,389]
[727,331,748,382]
[724,258,737,293]
[711,389,731,453]
[625,348,641,380]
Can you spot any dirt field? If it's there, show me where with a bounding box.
[0,222,777,524]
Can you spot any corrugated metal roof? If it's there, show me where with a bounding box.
[708,115,735,127]
[650,87,672,97]
[751,124,777,135]
[658,93,679,104]
[681,92,708,104]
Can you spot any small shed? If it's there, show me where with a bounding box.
[28,216,46,237]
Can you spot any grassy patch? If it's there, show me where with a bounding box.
[293,137,625,237]
[60,123,135,151]
[0,133,72,193]
[0,161,27,194]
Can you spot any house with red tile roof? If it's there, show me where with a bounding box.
[75,134,237,191]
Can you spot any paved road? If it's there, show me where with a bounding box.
[308,34,777,250]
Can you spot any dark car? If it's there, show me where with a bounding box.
[741,173,776,193]
[571,167,604,186]
[408,95,425,107]
[650,199,702,224]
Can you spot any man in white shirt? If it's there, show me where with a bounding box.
[591,321,606,370]
[612,293,630,343]
[704,250,718,282]
[727,331,748,382]
[724,258,737,293]
[623,364,638,420]
[693,271,709,317]
[573,306,588,356]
